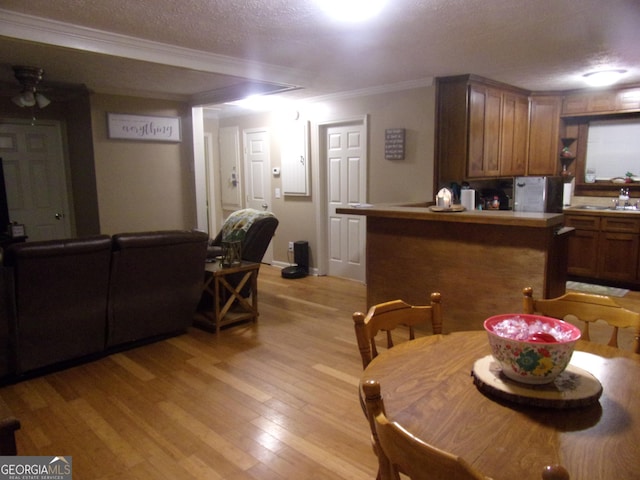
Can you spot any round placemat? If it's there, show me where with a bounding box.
[428,205,465,212]
[471,355,603,409]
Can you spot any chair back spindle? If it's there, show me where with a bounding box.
[353,292,442,369]
[523,287,640,354]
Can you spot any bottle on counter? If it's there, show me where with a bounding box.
[490,196,500,210]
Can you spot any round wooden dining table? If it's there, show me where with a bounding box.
[359,331,640,480]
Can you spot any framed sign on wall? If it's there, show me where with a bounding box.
[107,113,182,142]
[385,128,405,160]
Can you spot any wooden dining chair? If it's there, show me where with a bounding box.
[523,286,640,354]
[353,293,443,369]
[362,379,571,480]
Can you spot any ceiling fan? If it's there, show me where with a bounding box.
[11,65,51,108]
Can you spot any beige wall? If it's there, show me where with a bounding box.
[2,84,435,269]
[216,84,436,268]
[90,94,197,234]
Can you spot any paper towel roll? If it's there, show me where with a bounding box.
[563,182,573,206]
[461,189,475,210]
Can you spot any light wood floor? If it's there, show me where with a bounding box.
[1,266,638,479]
[0,266,377,479]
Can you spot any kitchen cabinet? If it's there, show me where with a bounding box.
[598,217,640,282]
[562,91,617,116]
[500,92,530,176]
[565,214,600,277]
[565,212,640,284]
[562,86,640,116]
[528,95,562,176]
[617,87,640,112]
[436,75,529,186]
[468,84,501,177]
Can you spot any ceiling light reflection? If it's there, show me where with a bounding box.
[583,69,627,87]
[315,0,387,22]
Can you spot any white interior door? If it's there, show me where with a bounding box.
[0,121,71,241]
[327,123,366,282]
[243,128,274,263]
[219,126,242,212]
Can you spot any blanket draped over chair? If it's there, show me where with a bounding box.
[221,209,275,242]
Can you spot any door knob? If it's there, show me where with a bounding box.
[262,203,268,211]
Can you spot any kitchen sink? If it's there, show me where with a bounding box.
[572,205,610,210]
[570,204,640,213]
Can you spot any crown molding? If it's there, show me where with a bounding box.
[0,9,310,87]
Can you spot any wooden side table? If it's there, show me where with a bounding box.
[195,261,260,334]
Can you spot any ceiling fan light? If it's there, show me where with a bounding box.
[583,69,627,87]
[11,91,36,107]
[35,93,51,108]
[22,91,36,106]
[11,94,26,107]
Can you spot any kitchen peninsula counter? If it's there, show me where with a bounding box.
[338,203,571,331]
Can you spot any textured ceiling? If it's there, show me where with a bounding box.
[0,0,639,107]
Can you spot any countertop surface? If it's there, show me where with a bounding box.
[563,205,640,216]
[337,203,565,228]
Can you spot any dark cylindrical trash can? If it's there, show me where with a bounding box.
[282,240,308,279]
[294,240,309,271]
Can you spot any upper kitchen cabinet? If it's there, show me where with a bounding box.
[500,92,530,176]
[468,84,502,177]
[528,95,562,176]
[435,75,530,187]
[562,86,640,116]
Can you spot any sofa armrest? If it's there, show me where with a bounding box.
[0,416,20,455]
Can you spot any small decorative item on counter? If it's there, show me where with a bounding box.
[489,196,500,210]
[625,171,635,183]
[435,187,453,209]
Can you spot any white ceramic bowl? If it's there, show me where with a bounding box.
[484,314,582,385]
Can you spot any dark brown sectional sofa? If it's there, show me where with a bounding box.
[0,230,209,380]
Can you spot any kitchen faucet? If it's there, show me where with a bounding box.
[612,187,639,210]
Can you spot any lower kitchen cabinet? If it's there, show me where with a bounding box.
[567,228,599,277]
[598,231,639,282]
[565,213,640,285]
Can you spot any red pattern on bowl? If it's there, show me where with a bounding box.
[484,314,581,385]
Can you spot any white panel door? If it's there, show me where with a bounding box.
[243,128,273,263]
[219,126,242,210]
[243,129,271,212]
[327,124,366,282]
[0,121,71,241]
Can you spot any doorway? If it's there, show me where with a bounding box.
[0,120,71,241]
[243,128,274,264]
[321,118,367,282]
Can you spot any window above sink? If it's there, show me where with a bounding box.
[560,83,640,198]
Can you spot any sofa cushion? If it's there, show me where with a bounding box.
[4,235,112,373]
[107,230,208,347]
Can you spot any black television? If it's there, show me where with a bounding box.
[0,158,10,232]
